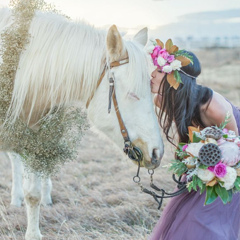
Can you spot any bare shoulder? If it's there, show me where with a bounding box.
[201,91,238,132]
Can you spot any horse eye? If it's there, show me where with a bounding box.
[127,92,140,101]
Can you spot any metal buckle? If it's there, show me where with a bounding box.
[119,59,129,65]
[123,141,143,162]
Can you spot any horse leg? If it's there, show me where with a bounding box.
[7,152,24,207]
[41,177,52,206]
[23,172,42,240]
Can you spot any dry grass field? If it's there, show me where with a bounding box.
[0,48,239,240]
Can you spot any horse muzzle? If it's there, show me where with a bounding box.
[124,139,162,170]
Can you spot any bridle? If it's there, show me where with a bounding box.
[86,56,187,210]
[86,57,143,162]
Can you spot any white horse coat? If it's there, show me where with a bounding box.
[0,7,164,240]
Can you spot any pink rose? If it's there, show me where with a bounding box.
[208,166,214,172]
[159,49,169,60]
[153,57,159,66]
[222,128,228,134]
[167,55,175,63]
[151,46,161,59]
[182,144,188,151]
[214,162,227,178]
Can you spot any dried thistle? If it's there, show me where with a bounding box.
[0,0,88,176]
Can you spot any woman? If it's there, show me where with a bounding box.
[148,40,240,240]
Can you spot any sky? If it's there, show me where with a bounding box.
[0,0,240,32]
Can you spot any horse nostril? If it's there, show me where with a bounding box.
[152,148,160,164]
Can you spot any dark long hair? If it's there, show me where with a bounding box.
[158,51,213,145]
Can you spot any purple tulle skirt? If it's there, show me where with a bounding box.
[150,100,240,240]
[149,190,240,240]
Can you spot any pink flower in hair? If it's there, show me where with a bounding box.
[167,55,175,63]
[153,57,159,66]
[151,46,161,59]
[159,49,169,59]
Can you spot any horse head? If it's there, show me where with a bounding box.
[88,25,164,170]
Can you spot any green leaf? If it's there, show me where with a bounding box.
[200,184,206,195]
[222,134,228,138]
[227,190,233,203]
[205,186,218,205]
[187,175,202,192]
[178,142,187,150]
[197,177,203,190]
[215,184,229,204]
[234,177,240,191]
[219,112,231,129]
[217,180,225,185]
[173,50,194,64]
[199,164,208,170]
[187,181,194,192]
[169,159,187,176]
[192,132,202,143]
[192,176,198,191]
[174,70,182,83]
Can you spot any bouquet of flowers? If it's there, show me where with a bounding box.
[169,115,240,205]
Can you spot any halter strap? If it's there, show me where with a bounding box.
[85,57,129,109]
[110,58,129,68]
[112,86,130,141]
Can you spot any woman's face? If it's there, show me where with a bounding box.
[151,68,165,94]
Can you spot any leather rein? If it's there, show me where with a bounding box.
[86,57,187,210]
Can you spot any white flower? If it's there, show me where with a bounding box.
[162,65,173,73]
[228,130,236,138]
[157,56,167,66]
[183,157,196,165]
[146,45,155,54]
[218,166,237,190]
[219,141,240,166]
[186,142,204,157]
[197,168,215,182]
[234,138,240,147]
[170,59,182,70]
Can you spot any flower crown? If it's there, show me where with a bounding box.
[147,39,194,90]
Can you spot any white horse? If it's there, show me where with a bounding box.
[0,7,164,240]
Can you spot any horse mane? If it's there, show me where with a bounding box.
[0,8,150,125]
[3,9,105,124]
[123,41,150,98]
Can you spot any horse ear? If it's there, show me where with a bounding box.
[133,27,148,47]
[107,25,126,61]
